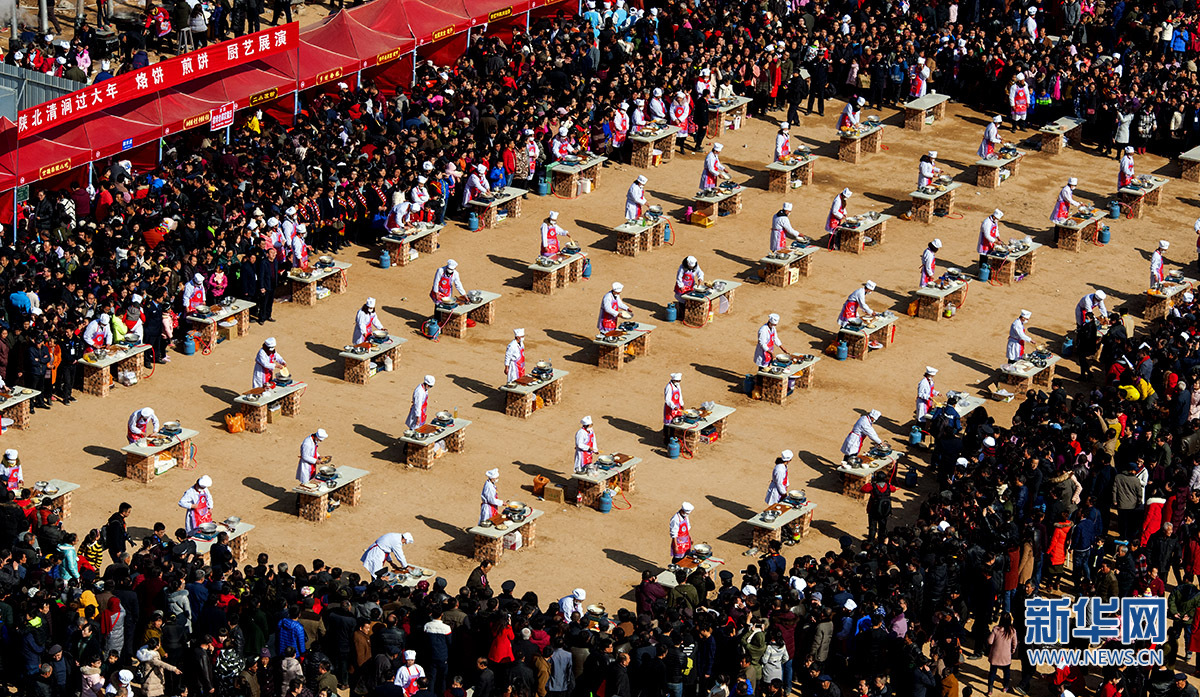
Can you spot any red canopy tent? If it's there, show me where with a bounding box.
[0,118,16,193]
[158,86,229,136]
[15,135,92,187]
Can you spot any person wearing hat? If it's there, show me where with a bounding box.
[574,416,599,473]
[82,313,113,349]
[462,163,491,206]
[406,376,436,430]
[1151,240,1171,288]
[755,313,792,368]
[353,298,386,345]
[917,151,941,189]
[179,476,214,534]
[838,96,865,130]
[1009,72,1031,129]
[663,372,685,431]
[770,203,802,251]
[838,281,877,327]
[774,122,793,162]
[649,87,667,120]
[182,273,206,316]
[631,98,648,130]
[765,451,793,505]
[540,211,568,257]
[700,142,730,190]
[609,104,630,155]
[825,188,852,236]
[1007,310,1034,362]
[386,191,414,234]
[626,175,648,221]
[559,588,587,619]
[909,57,931,98]
[840,410,884,465]
[674,256,705,301]
[669,91,691,132]
[430,259,466,308]
[393,650,426,695]
[1050,178,1081,223]
[669,502,694,563]
[126,408,160,445]
[978,115,1004,157]
[978,209,1005,263]
[296,429,329,485]
[504,329,526,383]
[549,126,577,162]
[521,129,543,186]
[252,338,286,388]
[480,469,504,524]
[361,532,414,578]
[1,450,21,491]
[695,67,713,97]
[410,176,432,223]
[597,282,632,331]
[1119,145,1136,189]
[1075,290,1109,327]
[920,240,942,288]
[916,367,940,421]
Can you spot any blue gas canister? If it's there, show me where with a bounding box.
[537,176,550,196]
[1062,336,1074,358]
[668,437,681,459]
[666,302,678,322]
[836,341,848,361]
[910,425,923,446]
[979,263,991,283]
[468,211,480,231]
[1109,200,1121,219]
[182,335,196,355]
[1099,225,1111,244]
[380,249,391,269]
[582,258,592,278]
[598,490,613,513]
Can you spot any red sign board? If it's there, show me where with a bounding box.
[210,102,236,131]
[17,23,299,139]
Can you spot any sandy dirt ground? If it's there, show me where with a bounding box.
[15,99,1197,612]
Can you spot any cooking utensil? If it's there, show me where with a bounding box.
[197,522,218,534]
[318,465,337,477]
[434,410,453,422]
[42,486,59,495]
[618,310,633,319]
[34,481,49,489]
[691,543,712,556]
[224,516,241,527]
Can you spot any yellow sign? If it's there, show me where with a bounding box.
[38,159,72,180]
[316,68,344,85]
[488,6,512,21]
[248,87,279,107]
[431,25,456,41]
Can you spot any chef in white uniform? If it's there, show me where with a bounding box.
[1151,240,1169,287]
[410,176,431,218]
[920,239,941,287]
[574,416,599,473]
[386,192,412,231]
[916,367,939,421]
[296,429,328,485]
[252,338,285,388]
[1007,310,1034,362]
[1050,178,1080,223]
[430,259,466,307]
[393,651,425,695]
[840,410,884,464]
[837,97,864,129]
[978,115,1003,157]
[83,313,113,349]
[597,282,631,331]
[406,375,435,430]
[669,502,694,562]
[361,532,413,578]
[649,87,667,120]
[183,273,206,314]
[825,188,851,235]
[755,313,790,368]
[978,209,1004,260]
[838,281,876,327]
[699,143,730,189]
[540,211,567,256]
[1,449,21,491]
[353,297,386,344]
[462,164,491,206]
[626,175,648,220]
[1075,290,1109,326]
[770,203,801,251]
[504,328,526,382]
[674,256,705,300]
[764,450,793,505]
[479,468,503,524]
[290,224,310,270]
[631,98,648,129]
[127,407,160,444]
[549,126,576,162]
[1119,146,1136,189]
[774,122,792,162]
[178,475,214,534]
[559,589,586,619]
[916,151,940,188]
[663,372,684,426]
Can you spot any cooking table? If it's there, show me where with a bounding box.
[834,214,892,254]
[985,243,1041,285]
[193,521,255,563]
[388,566,438,588]
[468,507,544,563]
[78,344,151,397]
[528,251,588,295]
[759,246,819,287]
[1054,210,1109,252]
[287,261,351,306]
[665,404,735,454]
[0,388,39,430]
[909,182,961,223]
[500,369,568,418]
[746,500,816,549]
[188,299,256,348]
[692,186,743,224]
[1039,116,1084,155]
[381,224,443,267]
[613,217,668,256]
[655,555,726,588]
[292,465,369,523]
[234,382,306,433]
[434,291,500,339]
[548,156,607,198]
[902,93,950,131]
[397,418,470,469]
[838,123,885,164]
[1000,353,1061,393]
[838,314,899,360]
[122,427,199,483]
[708,95,752,137]
[629,124,680,168]
[680,280,740,327]
[339,337,406,385]
[1119,177,1168,219]
[468,187,527,229]
[975,151,1025,188]
[837,450,901,499]
[766,154,817,192]
[1179,144,1200,182]
[1145,278,1196,320]
[572,455,640,509]
[915,278,969,321]
[592,322,654,370]
[755,356,820,405]
[30,479,80,520]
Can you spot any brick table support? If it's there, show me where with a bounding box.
[292,282,317,306]
[242,404,268,433]
[407,442,435,469]
[912,199,933,224]
[281,392,300,417]
[1183,161,1200,183]
[505,392,536,418]
[446,429,467,453]
[469,302,495,326]
[474,535,503,562]
[344,357,369,384]
[327,268,348,294]
[230,532,251,562]
[3,401,31,430]
[298,492,329,522]
[53,492,72,520]
[126,453,154,483]
[331,479,362,506]
[768,169,789,193]
[578,480,603,508]
[976,166,1000,188]
[235,308,250,336]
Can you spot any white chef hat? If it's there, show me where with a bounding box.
[424,375,436,386]
[767,313,780,324]
[118,670,134,685]
[476,164,486,173]
[865,280,877,290]
[868,409,881,420]
[844,599,857,610]
[713,142,724,151]
[653,87,662,96]
[267,217,279,228]
[192,273,204,284]
[782,202,793,211]
[993,114,1003,123]
[743,585,757,596]
[993,209,1005,219]
[315,429,328,440]
[265,337,277,348]
[55,56,65,64]
[401,532,414,543]
[1068,177,1078,186]
[780,122,789,129]
[286,206,297,216]
[581,415,593,426]
[405,650,417,660]
[558,126,569,136]
[1094,290,1106,300]
[486,469,500,480]
[984,436,996,446]
[925,366,938,375]
[856,96,865,106]
[1015,72,1026,80]
[700,68,710,76]
[548,211,559,220]
[1160,240,1170,250]
[446,259,458,269]
[956,457,969,467]
[790,576,807,592]
[248,220,259,231]
[675,91,686,99]
[99,313,110,323]
[612,282,624,292]
[685,256,697,267]
[636,175,647,184]
[937,521,951,531]
[514,328,525,337]
[1020,309,1032,319]
[681,501,694,512]
[198,475,212,488]
[3,449,16,460]
[635,98,644,105]
[1194,218,1200,233]
[366,297,376,308]
[928,150,938,158]
[781,450,793,461]
[573,588,586,599]
[931,239,942,249]
[418,176,427,184]
[670,372,682,381]
[140,407,155,418]
[917,57,926,64]
[842,188,852,198]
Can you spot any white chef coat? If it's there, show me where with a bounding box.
[916,376,937,421]
[1151,250,1165,287]
[290,234,309,268]
[362,532,407,577]
[394,664,426,691]
[1119,154,1135,188]
[479,479,502,525]
[353,309,383,344]
[755,323,780,368]
[296,434,321,484]
[559,594,585,619]
[632,106,648,129]
[574,427,597,473]
[128,411,160,441]
[462,172,490,205]
[82,318,112,348]
[178,487,214,534]
[625,182,647,220]
[917,159,938,188]
[252,348,282,388]
[825,194,848,233]
[774,132,791,161]
[978,216,1001,254]
[1008,83,1031,120]
[920,248,937,287]
[841,415,882,456]
[664,381,684,424]
[1024,15,1037,39]
[765,462,789,504]
[504,338,525,382]
[838,288,873,327]
[410,185,431,211]
[386,201,411,230]
[674,262,704,299]
[838,102,860,128]
[597,291,630,330]
[550,135,576,161]
[182,280,205,313]
[669,99,691,127]
[431,266,466,303]
[977,122,1002,157]
[540,222,564,255]
[1,463,22,490]
[611,111,630,144]
[770,213,800,251]
[700,151,726,188]
[405,383,430,429]
[649,97,667,120]
[1007,318,1033,361]
[669,512,690,545]
[1050,185,1079,222]
[1076,293,1109,326]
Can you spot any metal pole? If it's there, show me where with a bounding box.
[38,0,49,33]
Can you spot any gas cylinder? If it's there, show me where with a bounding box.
[537,176,550,196]
[468,211,480,231]
[1099,225,1112,244]
[668,437,681,459]
[380,249,391,269]
[582,258,592,278]
[182,335,196,356]
[666,302,678,322]
[978,263,991,283]
[1109,200,1121,219]
[598,490,613,513]
[909,425,923,446]
[1062,336,1074,358]
[836,341,848,361]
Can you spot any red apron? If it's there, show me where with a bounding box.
[1012,88,1029,115]
[672,519,692,557]
[921,378,935,412]
[763,329,777,366]
[515,345,525,377]
[664,383,683,423]
[1119,160,1133,188]
[580,431,595,467]
[5,467,19,490]
[921,257,936,286]
[985,140,996,156]
[1054,199,1070,220]
[838,112,853,129]
[306,442,320,481]
[128,419,147,443]
[909,71,924,98]
[543,226,560,256]
[190,492,213,530]
[675,271,696,296]
[431,275,453,303]
[840,299,859,324]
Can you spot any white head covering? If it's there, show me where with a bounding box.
[868,409,881,420]
[780,122,789,130]
[681,501,695,512]
[782,202,793,212]
[1016,72,1026,80]
[581,416,593,426]
[993,209,1004,219]
[446,259,458,269]
[264,337,277,348]
[139,407,155,419]
[670,372,682,381]
[558,126,569,136]
[405,650,417,660]
[781,450,793,461]
[767,313,780,325]
[572,588,586,599]
[636,175,647,184]
[841,188,852,198]
[653,87,662,96]
[400,532,414,543]
[424,375,436,386]
[476,164,486,173]
[865,280,877,290]
[856,96,865,106]
[931,239,942,249]
[1094,290,1106,300]
[1068,177,1078,186]
[1020,309,1032,319]
[118,670,134,686]
[514,328,525,337]
[3,449,16,461]
[366,297,376,308]
[486,468,500,479]
[1125,146,1135,154]
[99,313,110,324]
[925,366,938,375]
[1159,240,1170,250]
[612,282,624,293]
[993,114,1003,123]
[928,150,937,158]
[315,429,328,440]
[197,475,212,488]
[713,142,724,152]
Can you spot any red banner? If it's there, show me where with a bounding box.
[17,23,299,139]
[210,102,236,131]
